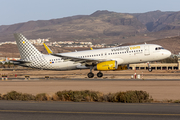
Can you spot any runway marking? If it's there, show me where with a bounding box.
[0,110,180,116]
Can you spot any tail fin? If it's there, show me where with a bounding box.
[14,33,42,59]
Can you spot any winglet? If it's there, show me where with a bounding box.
[43,43,53,54]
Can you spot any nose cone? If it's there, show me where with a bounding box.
[165,50,171,57]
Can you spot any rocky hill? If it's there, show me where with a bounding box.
[131,10,180,32]
[0,10,180,45]
[0,10,147,44]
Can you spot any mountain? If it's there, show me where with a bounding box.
[0,10,147,44]
[131,10,180,32]
[0,10,180,44]
[148,11,180,32]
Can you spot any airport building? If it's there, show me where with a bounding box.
[129,63,178,70]
[129,58,180,70]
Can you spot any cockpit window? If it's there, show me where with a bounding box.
[155,47,164,50]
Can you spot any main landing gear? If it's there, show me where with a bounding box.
[87,66,103,78]
[97,71,103,78]
[87,72,94,78]
[87,71,103,78]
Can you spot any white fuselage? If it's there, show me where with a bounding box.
[22,44,171,70]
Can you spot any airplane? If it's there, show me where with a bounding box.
[12,33,171,78]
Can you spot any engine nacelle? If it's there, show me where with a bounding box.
[96,60,118,71]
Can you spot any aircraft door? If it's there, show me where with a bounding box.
[144,45,150,55]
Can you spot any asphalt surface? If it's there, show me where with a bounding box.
[0,101,180,120]
[2,78,180,81]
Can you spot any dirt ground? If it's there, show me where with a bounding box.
[0,69,179,79]
[0,69,180,101]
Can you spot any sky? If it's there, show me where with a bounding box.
[0,0,180,26]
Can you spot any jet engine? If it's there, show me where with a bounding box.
[96,60,118,71]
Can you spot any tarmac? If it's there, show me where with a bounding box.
[0,101,180,120]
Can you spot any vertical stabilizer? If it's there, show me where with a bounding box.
[14,33,42,59]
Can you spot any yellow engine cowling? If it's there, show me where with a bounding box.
[96,60,118,71]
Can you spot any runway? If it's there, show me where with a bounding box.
[0,101,180,120]
[2,77,180,81]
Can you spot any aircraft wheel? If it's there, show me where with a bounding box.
[87,72,94,78]
[97,72,103,78]
[148,68,152,72]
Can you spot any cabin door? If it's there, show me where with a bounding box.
[144,45,150,55]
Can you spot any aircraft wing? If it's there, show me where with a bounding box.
[51,54,111,64]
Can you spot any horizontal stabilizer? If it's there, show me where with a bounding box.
[10,60,31,64]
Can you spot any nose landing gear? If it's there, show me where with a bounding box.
[147,62,153,72]
[148,68,152,72]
